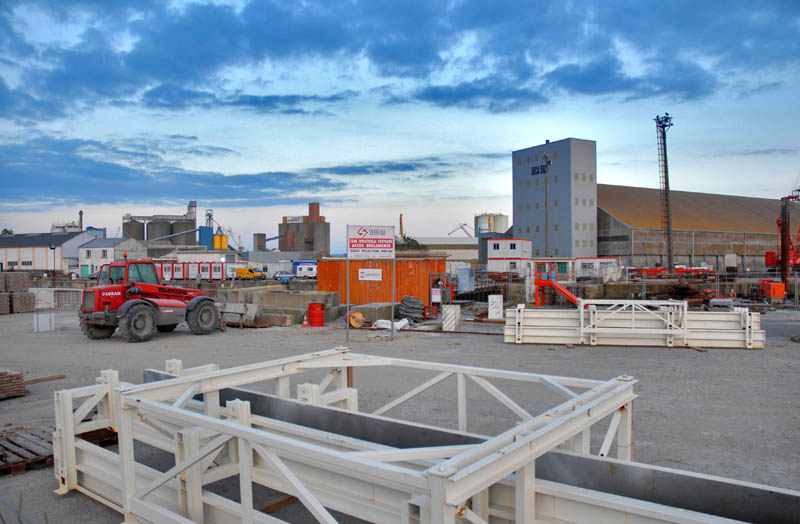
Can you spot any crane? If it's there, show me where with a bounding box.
[448,223,474,237]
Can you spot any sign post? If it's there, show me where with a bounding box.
[346,225,396,341]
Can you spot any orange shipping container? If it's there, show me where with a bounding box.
[317,255,447,307]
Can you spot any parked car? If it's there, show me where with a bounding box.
[273,271,294,284]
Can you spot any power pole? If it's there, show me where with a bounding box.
[655,114,674,274]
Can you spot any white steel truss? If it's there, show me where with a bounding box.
[507,299,765,348]
[53,347,797,523]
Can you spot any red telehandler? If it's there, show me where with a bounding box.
[79,259,219,343]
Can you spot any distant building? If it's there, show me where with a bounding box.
[486,238,532,276]
[0,231,95,272]
[411,236,477,273]
[78,238,147,277]
[512,138,597,258]
[279,202,330,254]
[597,185,779,270]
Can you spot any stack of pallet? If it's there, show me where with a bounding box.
[3,272,31,292]
[0,369,27,400]
[0,293,9,314]
[11,293,35,313]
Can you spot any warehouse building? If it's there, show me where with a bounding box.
[0,231,95,272]
[597,185,778,271]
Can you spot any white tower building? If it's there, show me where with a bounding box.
[512,138,597,258]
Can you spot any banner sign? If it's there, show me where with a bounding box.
[347,225,395,259]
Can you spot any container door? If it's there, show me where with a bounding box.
[200,263,211,280]
[173,263,183,279]
[163,263,172,280]
[188,263,199,279]
[211,263,222,280]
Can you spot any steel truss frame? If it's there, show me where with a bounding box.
[508,299,765,348]
[54,348,792,523]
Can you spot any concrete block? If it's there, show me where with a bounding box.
[325,304,347,322]
[352,303,395,323]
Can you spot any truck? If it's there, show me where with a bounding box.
[79,259,219,343]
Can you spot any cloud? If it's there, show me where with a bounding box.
[311,159,435,176]
[0,0,798,122]
[0,136,345,210]
[410,77,548,113]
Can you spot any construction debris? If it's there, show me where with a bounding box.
[0,369,27,399]
[396,295,424,322]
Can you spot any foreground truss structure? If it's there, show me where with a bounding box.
[53,348,797,523]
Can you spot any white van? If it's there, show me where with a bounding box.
[295,264,317,279]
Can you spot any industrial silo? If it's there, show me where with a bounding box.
[253,233,266,251]
[147,221,172,243]
[474,213,509,234]
[171,221,197,245]
[123,220,145,240]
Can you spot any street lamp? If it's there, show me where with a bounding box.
[48,244,56,288]
[542,153,552,257]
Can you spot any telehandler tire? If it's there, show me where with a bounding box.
[187,300,219,335]
[120,303,157,343]
[79,318,115,339]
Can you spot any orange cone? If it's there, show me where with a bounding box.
[302,314,309,328]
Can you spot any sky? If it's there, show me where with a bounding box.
[0,0,798,252]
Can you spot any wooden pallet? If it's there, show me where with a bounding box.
[0,427,54,474]
[0,425,118,476]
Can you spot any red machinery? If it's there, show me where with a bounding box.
[79,259,219,343]
[765,193,800,273]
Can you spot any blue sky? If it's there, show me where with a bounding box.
[1,0,798,250]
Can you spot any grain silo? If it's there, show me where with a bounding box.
[147,221,172,243]
[474,213,509,234]
[171,221,196,245]
[123,220,145,240]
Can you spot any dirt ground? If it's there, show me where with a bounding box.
[0,308,798,522]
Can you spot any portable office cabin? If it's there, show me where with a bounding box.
[317,251,447,306]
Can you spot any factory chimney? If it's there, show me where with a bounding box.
[79,210,84,231]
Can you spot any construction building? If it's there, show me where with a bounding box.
[278,202,330,254]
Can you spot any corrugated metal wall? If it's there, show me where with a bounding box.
[318,258,446,306]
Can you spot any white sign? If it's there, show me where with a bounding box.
[286,216,303,223]
[431,288,442,303]
[347,225,395,259]
[358,268,382,281]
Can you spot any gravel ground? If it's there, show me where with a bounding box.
[0,308,798,522]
